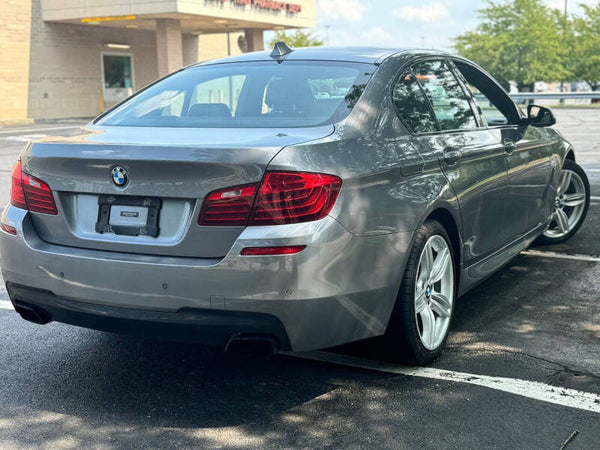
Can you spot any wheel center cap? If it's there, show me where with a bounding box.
[426,285,432,298]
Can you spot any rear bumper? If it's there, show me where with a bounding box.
[7,283,291,350]
[1,205,412,351]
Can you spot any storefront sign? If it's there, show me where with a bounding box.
[218,0,302,13]
[81,15,136,23]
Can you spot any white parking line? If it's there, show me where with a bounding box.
[522,249,600,263]
[0,301,13,310]
[286,351,600,414]
[1,134,48,142]
[0,125,83,136]
[590,196,600,201]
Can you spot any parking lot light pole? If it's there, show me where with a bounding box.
[559,0,568,102]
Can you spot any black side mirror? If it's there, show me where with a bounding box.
[527,104,556,127]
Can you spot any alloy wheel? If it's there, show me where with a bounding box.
[414,235,454,351]
[543,169,586,239]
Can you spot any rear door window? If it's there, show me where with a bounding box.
[392,72,438,134]
[412,60,478,131]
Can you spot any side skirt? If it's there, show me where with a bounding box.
[457,219,551,297]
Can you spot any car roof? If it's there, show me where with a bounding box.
[189,46,454,67]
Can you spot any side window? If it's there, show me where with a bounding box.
[463,83,509,126]
[454,62,518,127]
[392,72,438,134]
[412,60,478,131]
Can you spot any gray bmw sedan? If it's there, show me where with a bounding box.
[1,45,589,364]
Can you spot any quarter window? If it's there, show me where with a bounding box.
[412,60,478,131]
[392,72,438,134]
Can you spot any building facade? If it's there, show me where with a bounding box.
[0,0,316,123]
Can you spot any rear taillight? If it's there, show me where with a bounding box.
[250,172,342,225]
[10,161,58,215]
[11,161,27,210]
[198,171,342,227]
[198,184,258,226]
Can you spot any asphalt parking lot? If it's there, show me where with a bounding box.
[0,110,599,449]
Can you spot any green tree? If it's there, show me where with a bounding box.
[454,0,569,91]
[570,3,600,91]
[268,29,323,48]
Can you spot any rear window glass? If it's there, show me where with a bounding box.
[97,61,373,128]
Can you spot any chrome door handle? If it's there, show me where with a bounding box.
[443,146,462,165]
[504,141,516,154]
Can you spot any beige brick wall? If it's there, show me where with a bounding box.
[28,0,159,119]
[0,0,33,123]
[1,0,269,121]
[197,32,245,62]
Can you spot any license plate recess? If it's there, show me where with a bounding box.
[95,195,161,237]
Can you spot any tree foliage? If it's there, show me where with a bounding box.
[454,0,570,90]
[570,4,600,91]
[268,29,323,48]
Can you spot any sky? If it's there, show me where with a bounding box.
[277,0,598,51]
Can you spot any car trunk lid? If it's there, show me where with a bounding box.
[21,124,333,258]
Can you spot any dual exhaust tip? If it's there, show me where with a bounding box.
[13,300,279,356]
[224,333,279,356]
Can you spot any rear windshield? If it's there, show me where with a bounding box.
[97,61,374,128]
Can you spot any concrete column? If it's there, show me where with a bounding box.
[244,29,264,52]
[156,19,183,77]
[182,34,200,66]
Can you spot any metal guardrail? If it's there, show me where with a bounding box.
[490,92,600,101]
[476,92,600,102]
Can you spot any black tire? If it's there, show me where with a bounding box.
[535,159,590,245]
[380,219,456,365]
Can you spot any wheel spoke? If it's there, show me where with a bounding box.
[414,290,427,314]
[559,171,572,194]
[429,247,450,284]
[420,307,436,348]
[430,292,452,317]
[563,193,585,207]
[421,243,434,281]
[555,208,570,234]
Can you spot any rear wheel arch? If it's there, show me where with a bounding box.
[565,149,575,163]
[424,207,461,270]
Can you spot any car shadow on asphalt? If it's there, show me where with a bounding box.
[2,325,598,449]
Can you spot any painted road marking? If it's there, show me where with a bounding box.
[286,351,600,414]
[1,134,48,143]
[522,249,600,263]
[0,125,83,135]
[0,301,13,310]
[590,196,600,201]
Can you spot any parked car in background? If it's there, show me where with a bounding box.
[1,45,589,364]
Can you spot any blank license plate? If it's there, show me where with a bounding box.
[109,205,148,227]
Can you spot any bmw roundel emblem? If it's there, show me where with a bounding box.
[111,166,128,187]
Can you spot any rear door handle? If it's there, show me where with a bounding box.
[504,141,516,154]
[443,146,462,165]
